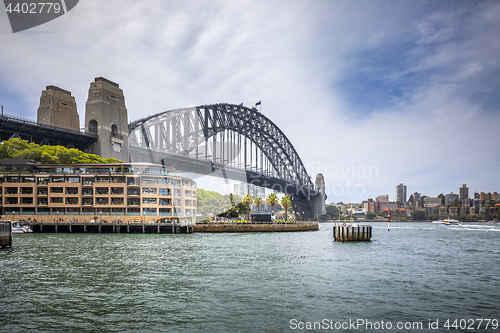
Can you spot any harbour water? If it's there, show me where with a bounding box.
[1,222,499,332]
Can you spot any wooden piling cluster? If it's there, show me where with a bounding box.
[0,221,12,248]
[30,222,193,234]
[333,224,372,241]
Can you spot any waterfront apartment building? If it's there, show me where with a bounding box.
[445,193,459,206]
[459,184,469,201]
[0,161,196,220]
[423,197,442,208]
[395,183,407,203]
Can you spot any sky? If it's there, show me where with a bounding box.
[1,0,499,203]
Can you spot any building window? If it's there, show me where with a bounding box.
[20,187,33,195]
[142,198,157,205]
[142,188,157,194]
[127,188,140,196]
[111,187,124,195]
[96,198,109,205]
[82,177,94,185]
[37,188,48,195]
[21,176,35,183]
[111,176,125,183]
[96,176,110,183]
[50,187,63,193]
[66,177,80,183]
[142,177,156,184]
[159,208,171,215]
[173,189,181,197]
[127,178,140,185]
[5,187,18,194]
[22,197,33,205]
[159,188,171,196]
[82,188,93,196]
[96,187,109,195]
[6,197,18,204]
[157,178,169,184]
[143,208,157,215]
[37,177,49,185]
[127,198,140,206]
[127,208,140,215]
[66,188,79,195]
[51,176,64,183]
[172,179,181,187]
[5,176,19,183]
[38,198,48,205]
[159,198,171,206]
[173,199,181,206]
[50,197,63,204]
[111,198,124,205]
[66,198,78,205]
[82,198,93,206]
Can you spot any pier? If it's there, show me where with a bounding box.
[0,221,12,248]
[194,221,319,233]
[333,224,372,241]
[28,221,194,234]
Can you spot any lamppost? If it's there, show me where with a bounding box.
[100,211,102,223]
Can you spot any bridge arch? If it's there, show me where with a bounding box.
[129,103,314,189]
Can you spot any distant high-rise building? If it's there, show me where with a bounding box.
[413,192,421,205]
[37,85,80,131]
[395,183,407,203]
[459,184,469,201]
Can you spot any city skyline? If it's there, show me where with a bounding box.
[1,0,499,203]
[332,182,499,205]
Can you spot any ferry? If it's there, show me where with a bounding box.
[441,218,459,225]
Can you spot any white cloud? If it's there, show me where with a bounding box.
[1,0,499,204]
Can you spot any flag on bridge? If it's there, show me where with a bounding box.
[255,100,261,106]
[239,103,243,106]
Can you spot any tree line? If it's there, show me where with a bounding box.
[197,188,292,221]
[0,138,122,164]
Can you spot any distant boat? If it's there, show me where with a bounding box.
[441,218,459,225]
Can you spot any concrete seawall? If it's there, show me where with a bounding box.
[194,221,319,233]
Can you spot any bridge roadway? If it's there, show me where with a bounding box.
[129,145,321,217]
[0,114,96,150]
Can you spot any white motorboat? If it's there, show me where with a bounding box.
[11,221,33,234]
[441,218,459,225]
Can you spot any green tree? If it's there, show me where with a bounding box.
[280,195,292,221]
[266,193,278,216]
[320,205,340,221]
[254,197,263,213]
[366,213,377,220]
[0,138,123,164]
[241,193,253,221]
[438,194,445,205]
[411,210,427,221]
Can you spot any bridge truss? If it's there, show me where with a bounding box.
[129,103,324,219]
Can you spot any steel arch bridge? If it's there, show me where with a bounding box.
[128,103,325,219]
